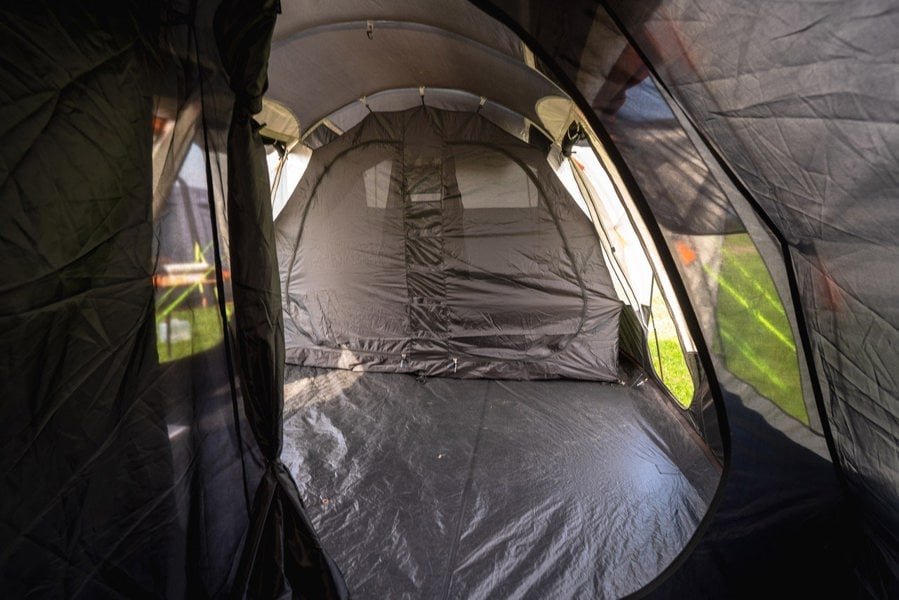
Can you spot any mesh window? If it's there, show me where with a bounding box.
[457,150,538,208]
[364,159,393,208]
[407,157,443,203]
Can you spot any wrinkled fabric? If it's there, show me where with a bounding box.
[282,365,720,599]
[214,0,348,597]
[5,0,895,598]
[277,107,622,382]
[602,1,899,595]
[472,0,890,596]
[0,2,178,596]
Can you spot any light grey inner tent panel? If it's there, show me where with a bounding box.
[276,107,622,380]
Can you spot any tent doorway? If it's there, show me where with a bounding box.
[270,104,722,597]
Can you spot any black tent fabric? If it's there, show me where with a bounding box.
[0,3,182,596]
[599,6,899,595]
[214,1,347,597]
[276,107,623,381]
[1,1,343,598]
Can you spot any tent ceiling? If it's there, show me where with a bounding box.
[271,0,521,57]
[267,10,567,138]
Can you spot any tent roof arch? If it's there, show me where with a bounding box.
[300,86,567,146]
[266,18,567,139]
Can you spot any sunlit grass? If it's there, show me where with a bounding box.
[649,283,695,408]
[714,234,807,424]
[156,305,231,363]
[646,232,807,422]
[650,336,695,407]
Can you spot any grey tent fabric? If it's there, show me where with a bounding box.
[267,1,557,135]
[282,365,720,600]
[276,107,623,381]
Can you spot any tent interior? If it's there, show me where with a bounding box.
[2,1,897,599]
[271,99,722,597]
[257,5,732,596]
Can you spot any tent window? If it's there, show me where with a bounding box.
[566,141,696,407]
[555,156,593,220]
[152,142,228,364]
[648,277,695,407]
[364,159,393,208]
[713,233,806,423]
[457,150,537,208]
[407,158,443,203]
[268,144,312,218]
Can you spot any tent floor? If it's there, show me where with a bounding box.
[283,365,721,599]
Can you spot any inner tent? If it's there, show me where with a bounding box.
[273,105,721,597]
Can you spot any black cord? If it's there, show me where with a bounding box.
[188,9,252,516]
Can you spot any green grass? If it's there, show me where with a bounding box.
[713,234,808,424]
[156,305,230,363]
[650,336,695,407]
[648,283,695,408]
[645,233,807,422]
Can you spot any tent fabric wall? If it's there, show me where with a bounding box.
[0,3,177,596]
[472,0,897,595]
[601,4,899,594]
[1,0,347,597]
[267,1,541,134]
[214,1,347,597]
[276,107,623,381]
